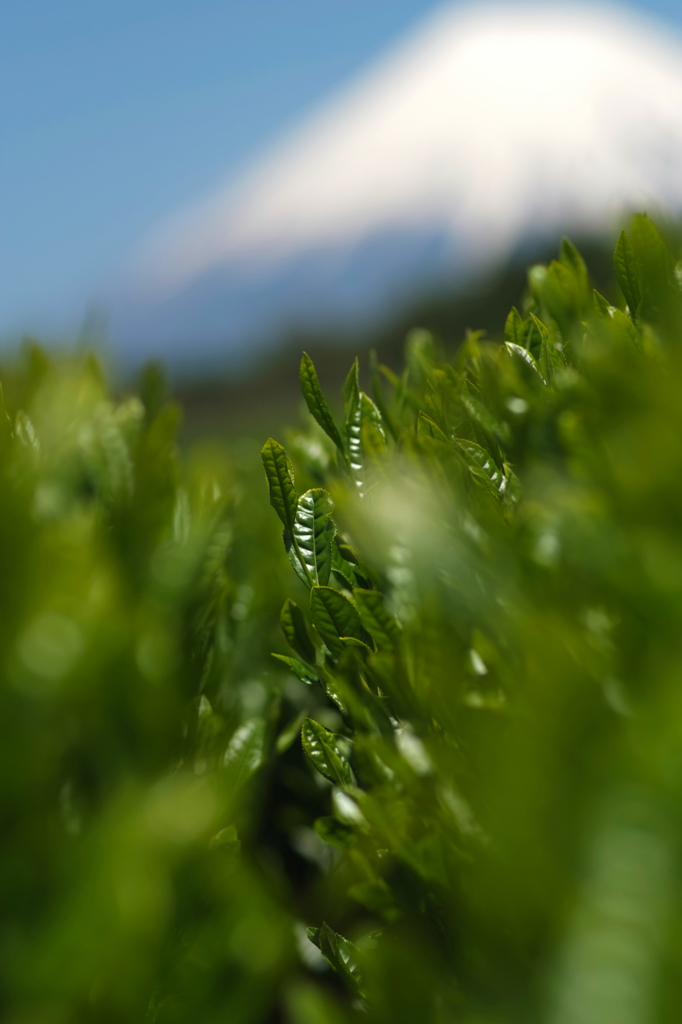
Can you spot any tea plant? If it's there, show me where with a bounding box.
[0,355,295,1022]
[2,214,682,1024]
[263,216,682,1023]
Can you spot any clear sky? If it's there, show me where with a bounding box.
[1,0,681,337]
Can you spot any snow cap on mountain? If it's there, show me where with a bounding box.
[113,1,682,366]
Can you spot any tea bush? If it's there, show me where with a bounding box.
[2,215,682,1023]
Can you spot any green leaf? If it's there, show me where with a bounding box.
[417,410,449,443]
[353,589,401,652]
[284,529,311,587]
[15,411,40,453]
[293,489,335,586]
[631,214,670,285]
[314,815,357,849]
[345,363,362,491]
[261,438,298,534]
[310,586,372,657]
[209,824,240,857]
[331,539,375,590]
[280,599,316,663]
[405,327,437,385]
[370,349,398,440]
[271,654,319,686]
[560,236,586,272]
[360,396,388,466]
[593,290,616,318]
[319,673,349,716]
[276,711,307,754]
[504,307,526,348]
[611,308,641,349]
[541,261,582,330]
[630,214,680,330]
[462,391,504,439]
[335,536,360,565]
[301,718,354,789]
[331,542,356,588]
[530,313,565,384]
[222,718,266,790]
[339,636,373,652]
[614,230,641,318]
[560,237,590,305]
[312,923,364,994]
[333,537,375,587]
[300,353,345,455]
[343,358,360,420]
[454,439,505,498]
[346,379,386,497]
[504,341,546,384]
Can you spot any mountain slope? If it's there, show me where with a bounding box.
[111,1,682,369]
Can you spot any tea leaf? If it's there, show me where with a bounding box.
[300,353,345,455]
[301,718,354,789]
[293,489,335,586]
[280,598,316,663]
[504,306,527,348]
[504,341,546,384]
[353,589,401,652]
[222,718,266,790]
[310,586,372,657]
[454,439,505,497]
[308,923,364,994]
[261,437,298,534]
[614,229,641,318]
[271,654,319,686]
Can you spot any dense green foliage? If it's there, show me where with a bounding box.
[3,216,682,1023]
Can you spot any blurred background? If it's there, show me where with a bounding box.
[2,0,682,433]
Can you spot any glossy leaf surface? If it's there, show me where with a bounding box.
[293,488,335,586]
[261,437,298,533]
[310,586,372,657]
[270,654,319,686]
[300,352,345,454]
[504,341,546,384]
[301,718,354,789]
[454,439,504,497]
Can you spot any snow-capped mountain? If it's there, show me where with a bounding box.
[110,1,682,370]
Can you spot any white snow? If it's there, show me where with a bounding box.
[130,1,682,300]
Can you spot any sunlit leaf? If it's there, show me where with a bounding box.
[300,352,345,455]
[614,229,641,319]
[454,439,504,498]
[345,372,387,496]
[293,488,335,586]
[504,341,546,384]
[271,654,319,685]
[504,307,526,349]
[284,528,312,587]
[301,718,354,789]
[261,437,298,533]
[307,922,364,994]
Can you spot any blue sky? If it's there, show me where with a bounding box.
[1,0,681,337]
